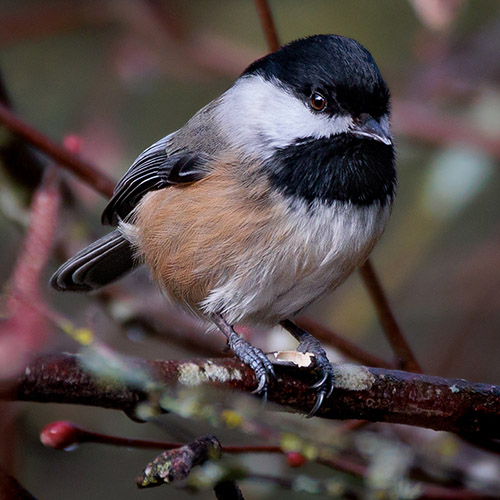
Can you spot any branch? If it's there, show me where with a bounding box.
[40,420,282,455]
[136,435,221,488]
[0,102,115,197]
[5,353,500,438]
[359,260,422,373]
[253,0,280,52]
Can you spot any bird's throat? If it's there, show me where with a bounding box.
[265,134,396,207]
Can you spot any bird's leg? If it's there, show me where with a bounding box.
[280,319,334,417]
[211,313,275,397]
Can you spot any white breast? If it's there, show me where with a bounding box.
[200,199,391,326]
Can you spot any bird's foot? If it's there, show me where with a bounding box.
[280,319,334,417]
[211,314,275,399]
[296,336,335,417]
[226,331,276,398]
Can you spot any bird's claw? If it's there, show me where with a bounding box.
[307,358,334,418]
[297,337,335,418]
[226,334,275,399]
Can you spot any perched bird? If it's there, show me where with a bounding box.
[51,34,396,415]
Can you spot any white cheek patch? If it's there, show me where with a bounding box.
[217,75,353,158]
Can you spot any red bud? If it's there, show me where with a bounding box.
[40,421,82,450]
[286,451,307,468]
[63,134,83,154]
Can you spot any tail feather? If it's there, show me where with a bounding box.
[50,230,138,292]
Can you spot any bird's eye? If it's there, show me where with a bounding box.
[310,92,326,111]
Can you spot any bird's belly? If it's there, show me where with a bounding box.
[132,177,391,327]
[201,200,391,326]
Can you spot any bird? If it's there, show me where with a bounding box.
[51,34,396,416]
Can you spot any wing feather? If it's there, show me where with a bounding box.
[102,135,210,225]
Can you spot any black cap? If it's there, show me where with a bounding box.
[242,34,390,119]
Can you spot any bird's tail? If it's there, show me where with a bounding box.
[50,230,138,292]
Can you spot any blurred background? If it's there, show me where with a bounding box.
[1,0,500,498]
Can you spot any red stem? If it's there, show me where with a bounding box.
[81,429,282,454]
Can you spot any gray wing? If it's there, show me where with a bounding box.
[50,230,136,292]
[52,102,225,293]
[52,136,211,293]
[101,134,210,226]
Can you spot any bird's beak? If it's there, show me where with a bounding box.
[351,115,392,145]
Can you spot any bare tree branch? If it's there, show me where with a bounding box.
[4,353,500,438]
[136,435,221,488]
[359,260,422,373]
[0,102,115,197]
[253,0,280,52]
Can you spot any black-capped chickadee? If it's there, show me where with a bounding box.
[51,34,396,416]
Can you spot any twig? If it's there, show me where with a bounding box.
[6,353,500,437]
[42,420,489,497]
[359,260,422,373]
[136,435,221,488]
[253,0,280,52]
[40,420,282,454]
[0,102,115,198]
[296,317,396,369]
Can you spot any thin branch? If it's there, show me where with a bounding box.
[359,260,422,373]
[136,435,221,488]
[40,420,282,454]
[6,353,500,438]
[0,102,115,198]
[253,0,280,52]
[296,317,396,369]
